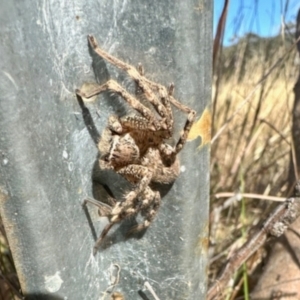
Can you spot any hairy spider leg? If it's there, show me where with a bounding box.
[92,199,140,254]
[174,110,196,154]
[136,63,174,134]
[144,76,195,115]
[143,77,198,147]
[144,76,196,117]
[76,79,160,130]
[126,187,161,235]
[142,77,175,131]
[163,91,197,154]
[144,78,197,156]
[93,187,160,253]
[83,197,113,214]
[92,166,153,253]
[87,35,169,130]
[157,109,196,164]
[111,165,153,217]
[82,197,114,254]
[93,222,114,254]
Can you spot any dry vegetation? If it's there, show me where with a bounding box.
[0,222,21,300]
[209,32,299,297]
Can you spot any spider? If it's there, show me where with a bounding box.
[76,35,196,254]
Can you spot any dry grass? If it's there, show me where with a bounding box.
[0,220,21,300]
[209,34,299,297]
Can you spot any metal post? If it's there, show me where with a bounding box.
[0,1,212,299]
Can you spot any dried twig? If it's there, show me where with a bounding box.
[207,181,300,300]
[214,192,285,202]
[100,264,121,300]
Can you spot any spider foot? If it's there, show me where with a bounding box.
[93,222,115,255]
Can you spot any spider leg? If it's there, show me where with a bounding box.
[93,198,141,254]
[76,79,163,129]
[86,35,169,127]
[92,165,153,252]
[93,187,152,254]
[93,222,114,255]
[91,191,143,254]
[143,77,198,141]
[127,187,161,235]
[156,108,195,168]
[164,83,175,130]
[166,90,197,153]
[136,64,175,134]
[145,79,174,130]
[158,104,196,158]
[111,165,153,219]
[83,197,116,254]
[144,77,194,115]
[174,109,196,154]
[145,77,198,132]
[83,197,113,216]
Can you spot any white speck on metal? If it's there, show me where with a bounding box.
[44,271,63,293]
[63,150,68,159]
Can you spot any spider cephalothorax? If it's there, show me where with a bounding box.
[76,35,196,254]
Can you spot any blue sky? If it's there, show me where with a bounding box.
[214,0,300,46]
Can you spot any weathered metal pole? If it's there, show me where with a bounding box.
[0,1,212,299]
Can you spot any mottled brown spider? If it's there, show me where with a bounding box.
[76,35,196,254]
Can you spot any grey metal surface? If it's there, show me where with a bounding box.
[0,1,212,299]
